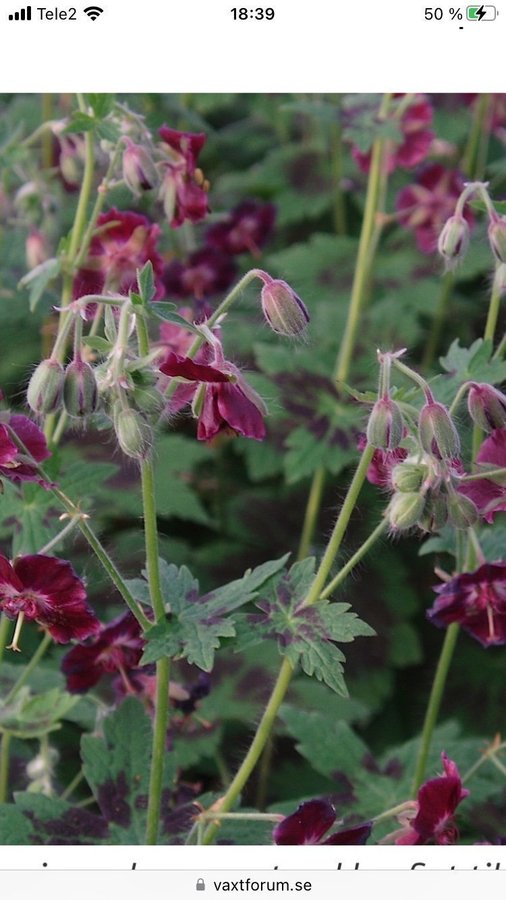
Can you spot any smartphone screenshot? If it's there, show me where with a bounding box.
[0,2,505,896]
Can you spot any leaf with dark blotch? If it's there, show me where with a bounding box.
[235,558,374,697]
[81,697,176,842]
[3,794,109,845]
[139,555,289,671]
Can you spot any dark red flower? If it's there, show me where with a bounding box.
[0,554,99,646]
[0,414,51,487]
[352,95,433,174]
[205,200,276,256]
[357,433,408,487]
[158,126,209,228]
[395,753,469,844]
[396,164,474,254]
[273,799,371,846]
[458,428,506,523]
[428,562,506,647]
[73,209,164,301]
[162,248,236,301]
[160,341,266,442]
[61,610,145,693]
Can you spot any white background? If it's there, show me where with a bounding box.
[0,0,504,92]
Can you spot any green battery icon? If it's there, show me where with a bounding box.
[466,5,497,19]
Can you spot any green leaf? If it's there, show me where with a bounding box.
[96,121,120,143]
[82,336,113,353]
[153,435,213,525]
[435,339,506,405]
[284,426,358,484]
[280,706,369,779]
[13,793,109,844]
[148,302,199,333]
[137,261,155,305]
[0,688,78,738]
[18,257,61,312]
[81,697,175,843]
[63,111,96,134]
[85,94,115,119]
[235,559,374,696]
[0,804,34,843]
[140,554,289,671]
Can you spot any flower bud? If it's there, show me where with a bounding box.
[63,359,99,418]
[387,492,426,531]
[260,279,309,337]
[132,384,165,418]
[488,215,506,264]
[467,382,506,433]
[419,401,460,460]
[367,397,404,450]
[25,229,49,271]
[27,359,64,415]
[391,461,428,493]
[447,491,478,529]
[419,494,448,533]
[122,140,159,196]
[113,403,152,460]
[437,214,469,268]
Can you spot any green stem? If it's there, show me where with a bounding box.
[3,633,52,706]
[484,265,502,343]
[460,466,506,482]
[371,800,415,825]
[37,514,83,556]
[411,622,460,795]
[473,265,503,457]
[422,272,455,371]
[303,444,375,607]
[0,733,11,804]
[296,95,392,562]
[136,313,170,846]
[297,468,326,560]
[320,518,387,600]
[61,769,85,801]
[200,812,283,823]
[202,443,374,844]
[462,94,492,180]
[334,95,391,386]
[202,657,294,845]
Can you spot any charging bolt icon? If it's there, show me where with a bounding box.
[466,5,497,19]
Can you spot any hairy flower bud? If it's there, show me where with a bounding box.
[419,494,448,533]
[367,397,404,450]
[488,215,506,264]
[260,279,309,337]
[132,384,165,418]
[419,400,460,460]
[387,492,426,531]
[27,359,64,415]
[391,461,428,493]
[122,139,159,196]
[63,359,99,419]
[113,403,152,460]
[467,382,506,433]
[437,214,469,268]
[447,491,478,529]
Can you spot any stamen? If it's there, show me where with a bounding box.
[6,611,25,652]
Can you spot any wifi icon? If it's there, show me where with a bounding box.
[84,5,103,19]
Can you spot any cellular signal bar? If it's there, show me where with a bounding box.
[8,5,32,19]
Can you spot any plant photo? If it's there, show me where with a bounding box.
[0,92,506,845]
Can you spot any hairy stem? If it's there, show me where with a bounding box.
[422,271,455,371]
[202,443,375,843]
[411,623,460,794]
[297,94,392,560]
[136,311,171,845]
[0,734,11,804]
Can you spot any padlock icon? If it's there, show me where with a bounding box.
[196,878,206,891]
